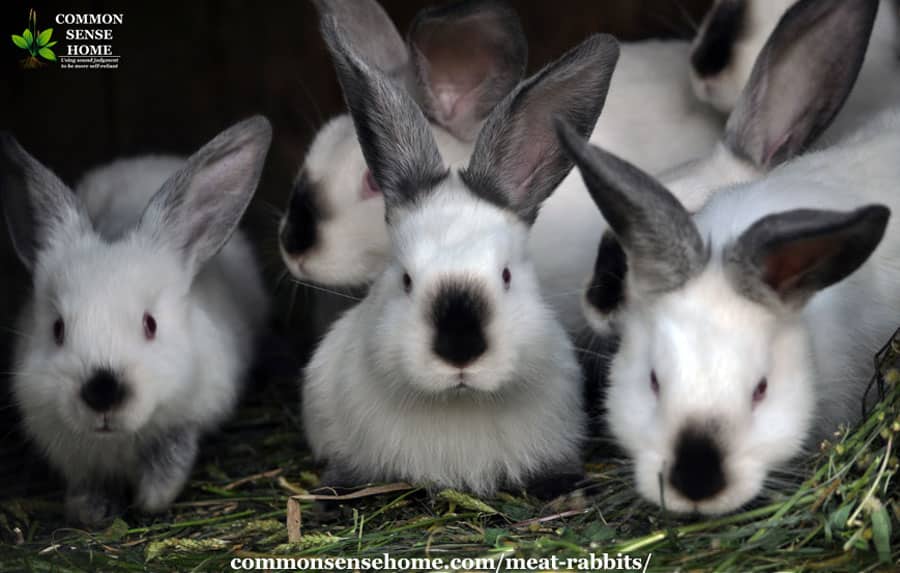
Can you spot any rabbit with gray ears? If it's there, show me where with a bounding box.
[0,117,272,526]
[558,103,900,514]
[279,0,723,335]
[583,0,881,333]
[302,17,619,496]
[690,0,900,142]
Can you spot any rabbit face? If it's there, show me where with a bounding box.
[20,233,195,436]
[372,184,544,395]
[607,270,813,514]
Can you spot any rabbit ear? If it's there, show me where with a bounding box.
[462,34,619,225]
[556,119,707,295]
[0,134,91,270]
[407,0,527,141]
[724,0,878,169]
[312,0,410,84]
[321,16,447,214]
[726,205,889,309]
[139,116,271,272]
[691,0,747,80]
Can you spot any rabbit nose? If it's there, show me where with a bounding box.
[81,369,127,413]
[431,281,489,368]
[280,172,321,257]
[669,427,726,502]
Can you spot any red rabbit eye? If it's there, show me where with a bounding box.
[143,312,157,341]
[502,267,511,289]
[650,370,660,396]
[752,378,767,406]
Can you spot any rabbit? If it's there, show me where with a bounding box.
[302,16,619,497]
[278,0,724,335]
[690,0,900,145]
[0,116,272,526]
[581,0,880,335]
[557,103,900,515]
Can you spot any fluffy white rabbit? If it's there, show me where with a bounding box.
[690,0,900,144]
[0,117,272,526]
[278,0,723,331]
[302,19,620,497]
[558,106,899,515]
[580,0,881,333]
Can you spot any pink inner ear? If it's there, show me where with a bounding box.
[763,235,839,294]
[360,170,381,200]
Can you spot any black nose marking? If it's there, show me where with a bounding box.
[280,171,322,256]
[431,281,490,368]
[81,368,127,413]
[585,232,627,315]
[691,0,747,78]
[669,426,727,502]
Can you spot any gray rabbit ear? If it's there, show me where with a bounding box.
[726,205,889,309]
[556,119,708,295]
[724,0,878,169]
[312,0,410,84]
[407,0,527,141]
[0,134,91,270]
[321,16,447,214]
[139,116,271,273]
[462,34,619,225]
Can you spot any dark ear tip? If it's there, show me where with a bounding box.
[860,204,891,230]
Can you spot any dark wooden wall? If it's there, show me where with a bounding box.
[0,0,712,486]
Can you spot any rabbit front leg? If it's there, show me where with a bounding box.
[65,479,128,527]
[134,428,199,513]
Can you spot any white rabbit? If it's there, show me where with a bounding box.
[0,117,272,526]
[302,20,620,497]
[557,106,899,515]
[278,0,723,332]
[690,0,900,144]
[580,0,881,334]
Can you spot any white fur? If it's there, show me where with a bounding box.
[303,181,584,495]
[606,110,900,514]
[12,155,269,514]
[283,40,722,334]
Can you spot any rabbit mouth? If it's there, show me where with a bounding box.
[93,413,118,434]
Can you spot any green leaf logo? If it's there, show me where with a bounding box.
[11,10,57,68]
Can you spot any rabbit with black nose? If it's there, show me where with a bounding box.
[301,17,620,497]
[0,117,271,526]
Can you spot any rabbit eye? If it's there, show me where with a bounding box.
[502,267,511,290]
[650,370,660,396]
[402,272,412,294]
[143,312,157,341]
[752,378,767,406]
[52,318,65,346]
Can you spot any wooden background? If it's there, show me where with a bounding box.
[0,0,712,492]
